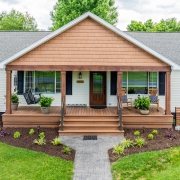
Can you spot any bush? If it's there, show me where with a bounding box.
[33,138,46,146]
[135,96,150,110]
[134,131,140,136]
[29,129,35,135]
[11,92,19,103]
[63,146,71,154]
[14,131,21,138]
[135,137,145,148]
[51,137,61,146]
[113,145,125,155]
[121,139,134,148]
[38,96,54,107]
[148,134,154,140]
[39,132,45,139]
[152,129,158,135]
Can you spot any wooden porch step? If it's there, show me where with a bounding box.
[58,129,124,136]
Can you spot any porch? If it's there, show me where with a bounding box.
[2,106,173,135]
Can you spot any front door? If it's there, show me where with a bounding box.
[90,72,106,106]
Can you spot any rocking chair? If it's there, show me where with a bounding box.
[23,88,41,105]
[121,88,132,108]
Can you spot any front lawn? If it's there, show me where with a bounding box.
[0,142,74,180]
[111,146,180,180]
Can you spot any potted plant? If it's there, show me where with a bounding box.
[38,96,54,114]
[134,96,150,115]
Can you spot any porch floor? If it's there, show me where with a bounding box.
[11,106,165,116]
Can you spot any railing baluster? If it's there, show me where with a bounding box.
[117,94,123,131]
[60,96,65,131]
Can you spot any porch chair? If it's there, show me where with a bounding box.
[149,88,159,111]
[23,88,41,105]
[121,88,132,108]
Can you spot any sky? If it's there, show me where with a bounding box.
[0,0,180,31]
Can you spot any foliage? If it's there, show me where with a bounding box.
[0,9,38,31]
[121,139,134,149]
[166,128,176,140]
[13,131,21,138]
[50,0,118,30]
[63,146,71,154]
[113,144,125,155]
[39,132,45,139]
[135,96,150,110]
[0,142,74,179]
[148,133,154,140]
[127,17,180,32]
[0,128,9,137]
[111,146,180,180]
[152,129,158,135]
[51,137,61,146]
[33,138,46,146]
[38,96,54,107]
[134,130,140,136]
[135,137,145,148]
[11,92,19,103]
[29,129,35,135]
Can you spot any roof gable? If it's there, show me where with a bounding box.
[0,12,179,69]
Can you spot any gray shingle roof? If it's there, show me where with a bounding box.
[125,32,180,66]
[0,31,51,63]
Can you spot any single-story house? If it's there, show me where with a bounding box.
[0,12,179,135]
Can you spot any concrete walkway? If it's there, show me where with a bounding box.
[60,136,124,180]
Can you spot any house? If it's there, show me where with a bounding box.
[0,12,179,135]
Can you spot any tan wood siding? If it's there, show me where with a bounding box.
[9,18,168,68]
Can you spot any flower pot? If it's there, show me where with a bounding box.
[140,109,149,115]
[41,107,50,114]
[11,103,19,110]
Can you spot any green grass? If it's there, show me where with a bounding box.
[0,142,74,180]
[111,146,180,180]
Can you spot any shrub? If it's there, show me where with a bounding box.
[152,129,158,135]
[39,132,45,139]
[166,128,176,140]
[0,128,9,137]
[134,131,140,136]
[63,146,71,154]
[113,145,125,155]
[14,131,21,138]
[135,137,145,148]
[38,96,54,107]
[33,138,46,146]
[29,128,35,135]
[51,137,61,146]
[134,96,150,110]
[148,134,154,140]
[11,92,19,103]
[122,139,134,149]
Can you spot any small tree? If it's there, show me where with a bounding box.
[0,9,38,31]
[50,0,118,30]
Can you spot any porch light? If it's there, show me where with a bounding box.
[79,72,82,79]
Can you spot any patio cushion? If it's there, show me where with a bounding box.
[150,96,158,102]
[122,95,128,102]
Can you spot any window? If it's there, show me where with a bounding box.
[149,72,157,89]
[25,71,61,94]
[128,72,148,94]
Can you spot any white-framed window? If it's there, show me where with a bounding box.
[24,71,61,94]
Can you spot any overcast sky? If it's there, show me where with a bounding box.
[0,0,180,31]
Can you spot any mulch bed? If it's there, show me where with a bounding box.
[109,128,180,163]
[0,122,75,161]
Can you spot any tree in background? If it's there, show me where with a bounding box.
[50,0,118,31]
[0,9,38,31]
[127,18,180,32]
